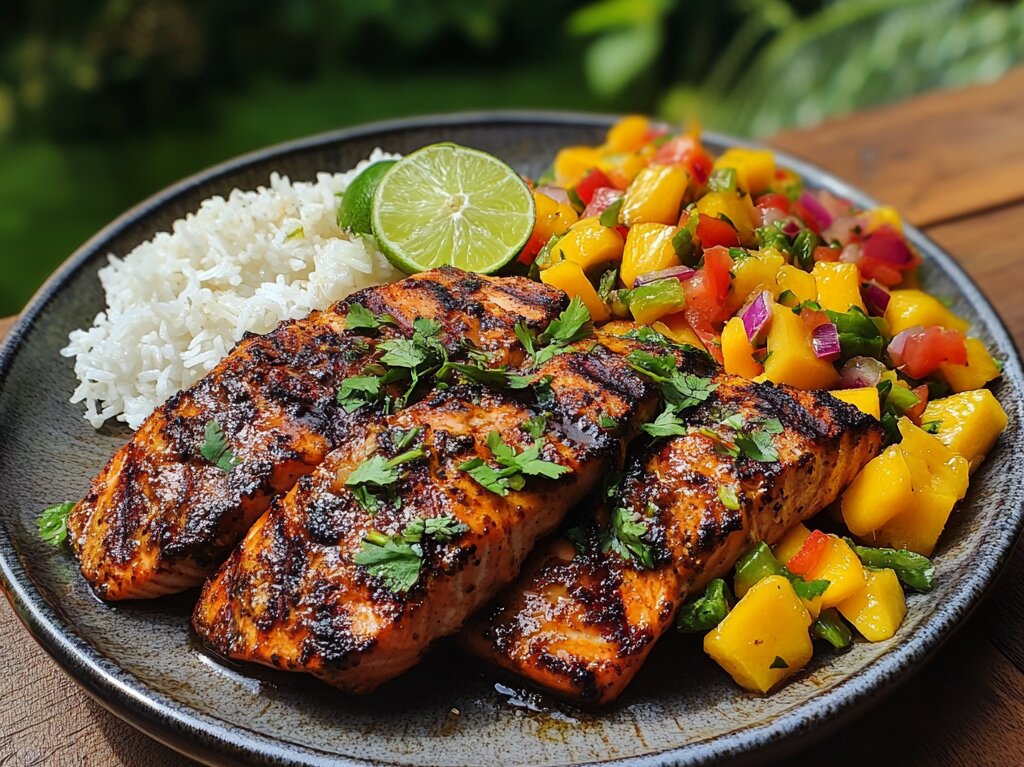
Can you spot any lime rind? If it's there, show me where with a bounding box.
[370,144,535,274]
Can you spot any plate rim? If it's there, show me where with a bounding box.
[1,110,1022,767]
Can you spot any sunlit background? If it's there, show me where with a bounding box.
[2,0,1022,316]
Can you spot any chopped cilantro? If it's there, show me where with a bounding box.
[200,419,239,473]
[345,304,394,333]
[599,197,624,227]
[346,442,426,513]
[640,409,687,438]
[770,656,790,670]
[336,375,382,412]
[602,505,656,569]
[521,415,548,439]
[354,513,469,593]
[460,431,570,496]
[39,502,75,547]
[515,297,594,368]
[717,485,740,511]
[599,414,619,430]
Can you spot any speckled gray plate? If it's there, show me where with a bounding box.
[1,114,1021,767]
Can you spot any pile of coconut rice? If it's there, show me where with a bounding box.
[62,149,404,430]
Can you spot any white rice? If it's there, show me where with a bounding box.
[61,149,405,430]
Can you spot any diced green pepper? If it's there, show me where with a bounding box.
[629,278,687,325]
[676,578,732,633]
[844,538,935,592]
[734,542,830,602]
[812,608,853,650]
[793,229,823,271]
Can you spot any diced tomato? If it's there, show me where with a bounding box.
[813,245,840,263]
[684,246,733,360]
[696,214,740,249]
[785,530,830,576]
[574,168,613,207]
[858,257,904,286]
[799,307,831,334]
[755,193,790,214]
[898,327,968,379]
[517,231,547,265]
[615,225,630,240]
[793,200,826,234]
[581,187,622,219]
[858,226,920,285]
[652,136,713,185]
[904,384,930,424]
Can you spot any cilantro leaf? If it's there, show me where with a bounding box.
[734,429,779,463]
[521,415,547,439]
[460,431,569,495]
[518,297,594,368]
[336,375,382,412]
[378,338,430,369]
[602,505,656,569]
[345,443,426,512]
[458,457,525,496]
[717,485,740,510]
[345,304,394,333]
[599,414,619,430]
[641,410,687,438]
[39,502,75,547]
[353,534,423,593]
[201,419,239,473]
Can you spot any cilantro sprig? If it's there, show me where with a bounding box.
[345,304,396,333]
[699,411,783,464]
[627,350,717,439]
[515,297,594,368]
[354,513,469,593]
[346,429,426,513]
[200,419,239,473]
[39,502,75,547]
[459,431,569,496]
[602,504,656,569]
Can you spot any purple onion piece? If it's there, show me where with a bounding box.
[780,217,802,238]
[536,184,571,206]
[812,322,842,361]
[741,290,773,345]
[840,356,886,388]
[799,191,834,229]
[633,265,697,287]
[862,281,891,316]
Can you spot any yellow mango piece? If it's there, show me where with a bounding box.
[539,260,610,322]
[533,189,578,242]
[868,206,904,234]
[762,303,841,390]
[938,337,1001,393]
[621,223,680,288]
[841,445,913,536]
[837,568,906,642]
[554,145,603,188]
[775,264,817,305]
[554,218,625,271]
[703,575,813,694]
[804,536,866,609]
[599,151,647,189]
[696,190,756,233]
[812,262,867,313]
[728,249,785,315]
[885,289,969,335]
[922,389,1008,472]
[830,387,881,419]
[621,165,689,226]
[722,317,762,378]
[773,523,811,566]
[713,148,776,194]
[605,115,651,153]
[652,315,708,352]
[869,418,969,555]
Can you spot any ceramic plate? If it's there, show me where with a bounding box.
[1,114,1021,767]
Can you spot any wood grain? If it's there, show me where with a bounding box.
[2,69,1023,766]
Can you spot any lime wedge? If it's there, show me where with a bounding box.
[338,159,398,235]
[370,144,535,274]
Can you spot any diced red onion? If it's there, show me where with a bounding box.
[799,191,834,230]
[759,206,786,228]
[633,265,697,287]
[840,356,886,388]
[862,228,914,265]
[780,217,802,238]
[741,290,773,345]
[536,184,570,206]
[862,281,891,316]
[581,187,623,219]
[839,243,863,265]
[812,322,842,361]
[887,325,924,366]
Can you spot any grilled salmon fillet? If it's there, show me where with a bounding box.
[68,267,567,600]
[462,377,884,705]
[192,332,713,692]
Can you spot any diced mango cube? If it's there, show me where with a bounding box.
[621,223,680,288]
[868,206,904,234]
[837,568,906,642]
[762,304,841,390]
[652,315,708,352]
[621,165,689,226]
[841,445,913,536]
[804,536,866,608]
[722,316,762,378]
[554,218,625,271]
[829,387,881,419]
[532,189,579,243]
[695,190,756,233]
[775,264,817,305]
[812,262,867,313]
[922,389,1008,472]
[728,249,785,315]
[703,575,813,694]
[938,337,1001,393]
[553,146,603,188]
[599,152,648,190]
[539,260,610,322]
[773,523,811,566]
[605,115,651,153]
[713,148,777,194]
[885,289,969,335]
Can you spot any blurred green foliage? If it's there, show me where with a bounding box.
[1,0,1021,315]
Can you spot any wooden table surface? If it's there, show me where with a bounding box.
[2,70,1024,766]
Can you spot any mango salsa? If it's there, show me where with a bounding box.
[713,148,776,194]
[802,535,866,609]
[703,575,813,694]
[722,316,762,378]
[729,249,785,314]
[553,145,603,188]
[922,389,1008,472]
[837,568,906,642]
[829,387,881,419]
[621,165,689,226]
[761,303,841,390]
[885,289,969,335]
[532,189,578,242]
[539,260,610,322]
[938,337,1001,392]
[773,523,811,566]
[812,262,866,313]
[841,445,913,536]
[774,264,817,305]
[620,223,681,288]
[554,218,625,271]
[652,314,708,352]
[695,190,756,233]
[605,115,651,153]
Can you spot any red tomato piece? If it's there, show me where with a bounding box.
[755,193,790,214]
[800,307,831,334]
[696,214,740,249]
[793,200,825,234]
[684,246,733,360]
[517,231,547,265]
[904,384,930,424]
[652,136,713,185]
[900,327,968,379]
[574,168,613,206]
[786,530,830,576]
[581,187,622,219]
[813,246,840,263]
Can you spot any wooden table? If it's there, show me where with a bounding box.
[2,70,1023,766]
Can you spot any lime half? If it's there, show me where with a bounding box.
[370,144,535,274]
[338,159,398,235]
